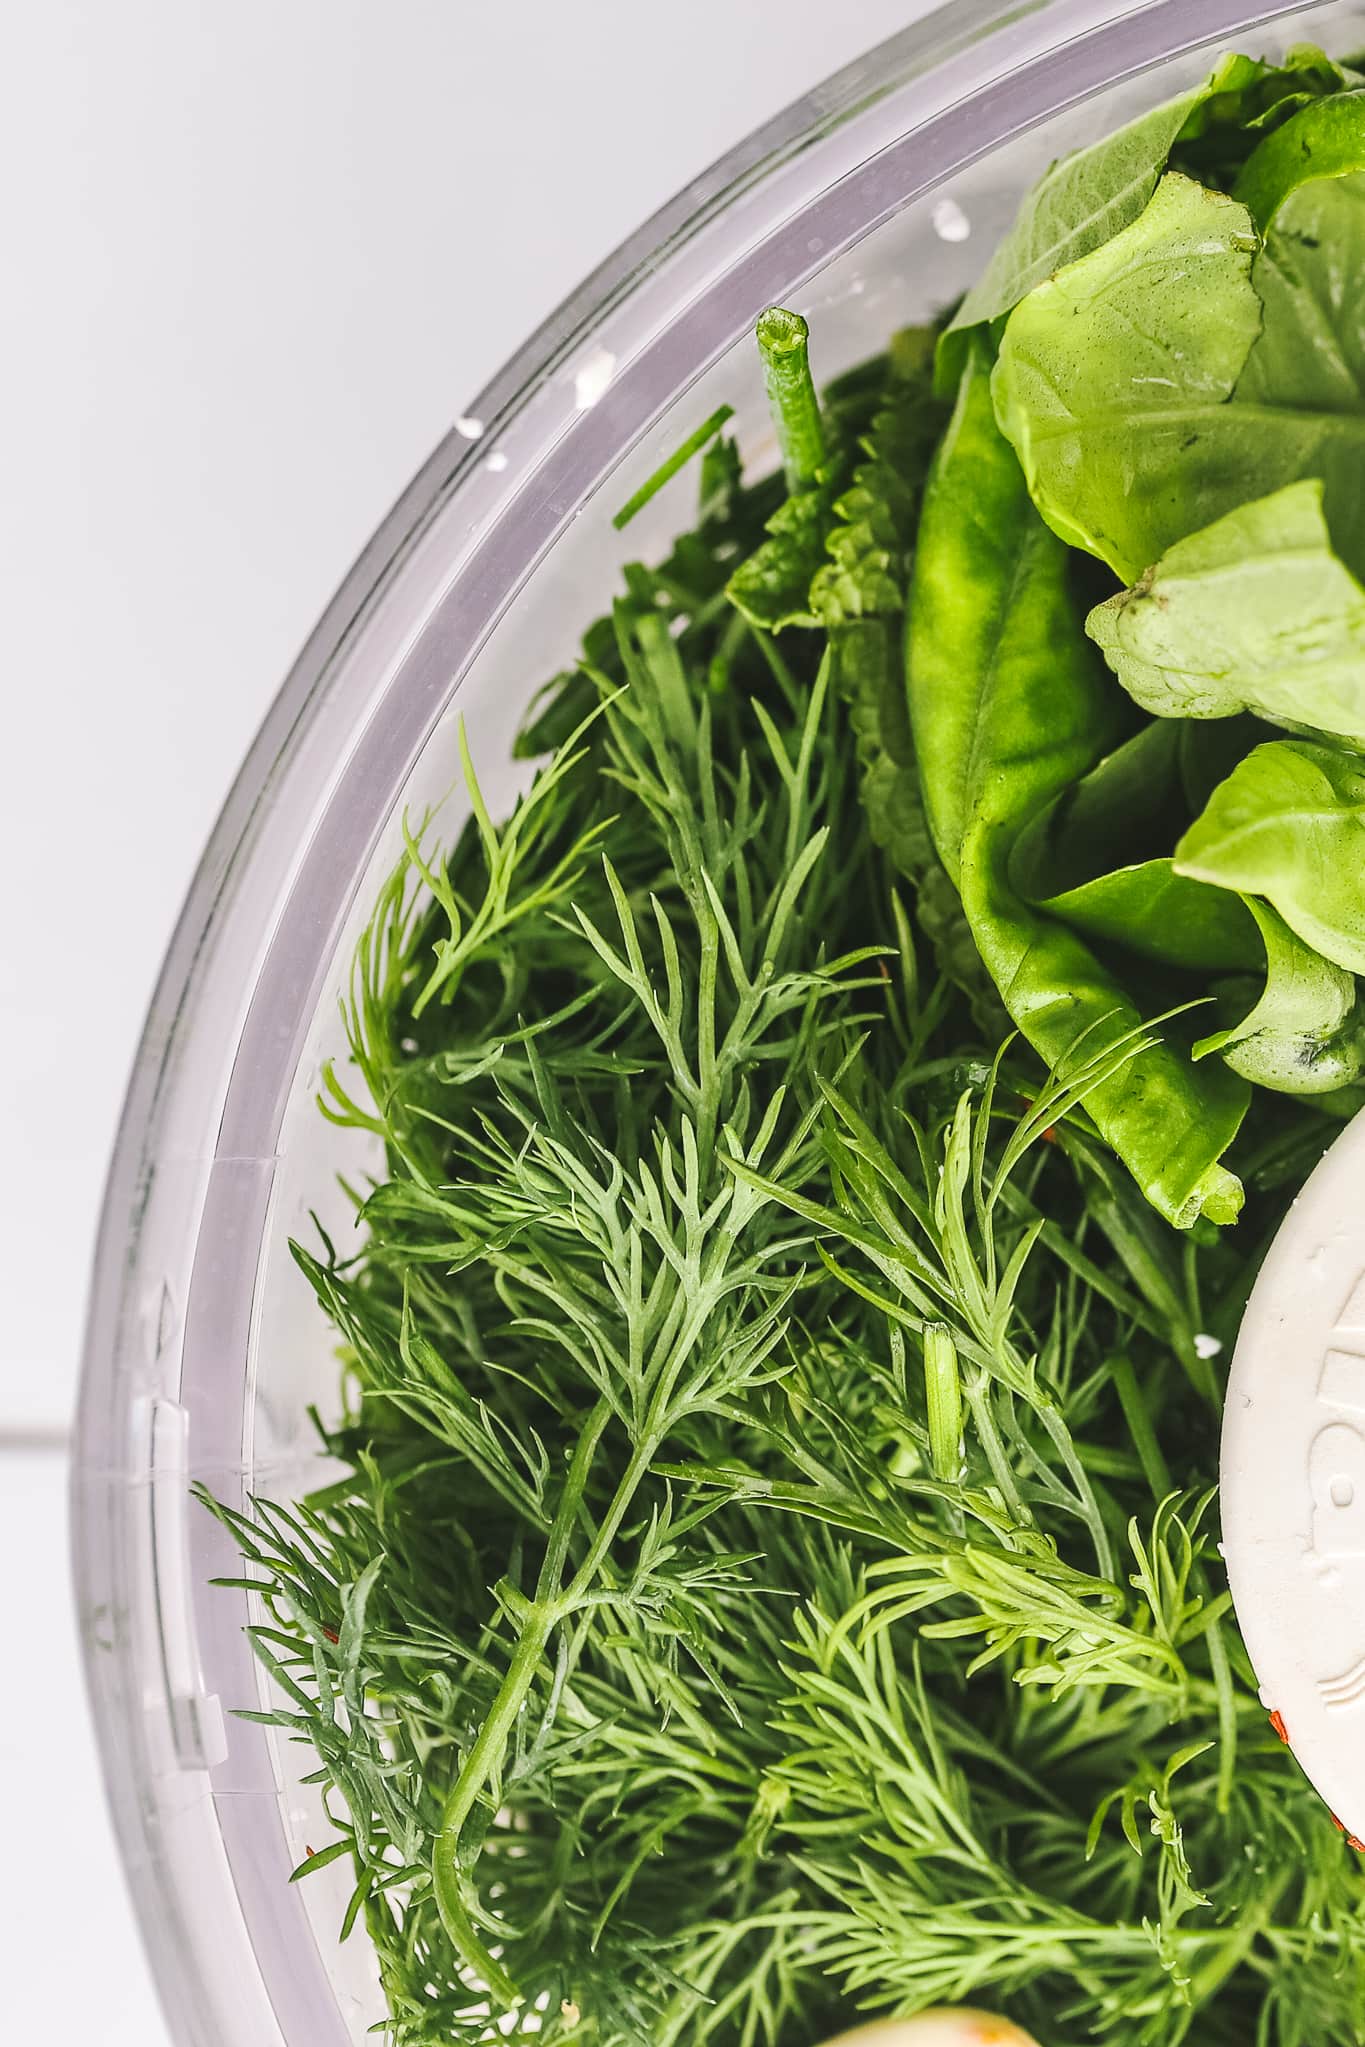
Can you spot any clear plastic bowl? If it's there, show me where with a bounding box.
[73,2,1365,2041]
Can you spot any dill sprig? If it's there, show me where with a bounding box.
[204,336,1365,2047]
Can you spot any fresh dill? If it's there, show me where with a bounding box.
[207,176,1365,2047]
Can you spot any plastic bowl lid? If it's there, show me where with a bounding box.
[1223,1111,1365,1843]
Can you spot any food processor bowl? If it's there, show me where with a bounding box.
[73,2,1365,2041]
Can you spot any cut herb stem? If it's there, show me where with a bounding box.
[755,306,826,492]
[613,403,736,531]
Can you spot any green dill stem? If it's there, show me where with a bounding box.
[707,609,748,693]
[635,610,699,761]
[756,307,826,493]
[1185,1866,1293,2003]
[613,403,735,531]
[431,1396,691,2002]
[1111,1353,1173,1502]
[433,1105,774,1984]
[432,1395,614,2002]
[1036,1399,1114,1582]
[564,1429,670,1603]
[1115,1352,1238,1806]
[961,1369,1030,1526]
[1208,1613,1238,1815]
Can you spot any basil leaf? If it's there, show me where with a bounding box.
[1088,479,1365,748]
[939,45,1349,385]
[1175,738,1365,975]
[1009,722,1261,973]
[1234,86,1365,226]
[991,174,1261,581]
[1194,900,1365,1095]
[996,156,1365,584]
[1237,166,1365,408]
[1176,42,1358,156]
[1036,859,1261,974]
[1011,721,1185,878]
[909,340,1248,1228]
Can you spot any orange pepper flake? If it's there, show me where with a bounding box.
[1329,1812,1365,1849]
[1269,1708,1289,1745]
[1020,1096,1057,1143]
[322,1625,339,1644]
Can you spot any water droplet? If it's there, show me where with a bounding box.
[485,449,509,473]
[1193,1331,1223,1360]
[932,197,972,243]
[455,415,484,439]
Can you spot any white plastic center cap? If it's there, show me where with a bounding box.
[1223,1113,1365,1843]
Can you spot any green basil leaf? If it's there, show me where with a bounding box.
[1237,165,1365,410]
[1177,43,1358,153]
[1034,862,1260,976]
[1087,479,1365,748]
[908,340,1248,1228]
[1011,721,1184,881]
[1194,900,1365,1095]
[1009,722,1261,972]
[938,45,1349,385]
[991,174,1261,582]
[910,342,1127,886]
[1234,86,1365,226]
[1175,738,1365,975]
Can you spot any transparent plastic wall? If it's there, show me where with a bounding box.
[74,3,1365,2044]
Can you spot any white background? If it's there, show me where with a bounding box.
[1,3,922,2039]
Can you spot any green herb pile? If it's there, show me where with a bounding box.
[210,45,1365,2047]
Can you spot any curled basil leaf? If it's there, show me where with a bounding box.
[908,340,1248,1228]
[1195,900,1365,1095]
